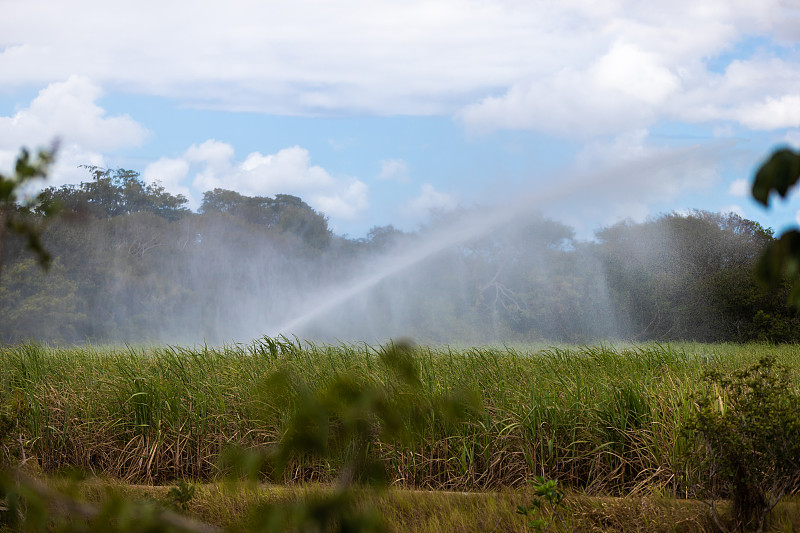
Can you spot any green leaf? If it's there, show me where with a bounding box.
[755,229,800,289]
[752,148,800,207]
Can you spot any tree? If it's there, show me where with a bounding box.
[0,258,83,344]
[365,225,406,252]
[201,189,331,252]
[38,166,190,221]
[594,211,783,342]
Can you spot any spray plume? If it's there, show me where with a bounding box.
[270,140,733,340]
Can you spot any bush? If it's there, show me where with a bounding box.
[684,356,800,531]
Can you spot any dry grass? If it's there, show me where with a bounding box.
[41,476,773,532]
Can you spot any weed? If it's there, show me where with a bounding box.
[167,479,195,512]
[516,476,565,531]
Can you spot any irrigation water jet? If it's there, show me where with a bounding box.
[270,141,733,340]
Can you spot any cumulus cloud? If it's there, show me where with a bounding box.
[377,159,409,182]
[457,3,800,137]
[402,183,457,218]
[190,144,337,197]
[2,0,796,136]
[151,141,369,221]
[0,76,147,150]
[0,76,148,187]
[143,157,191,200]
[721,204,746,218]
[728,178,750,197]
[312,179,369,220]
[731,94,800,130]
[185,140,235,167]
[592,43,681,106]
[460,44,800,136]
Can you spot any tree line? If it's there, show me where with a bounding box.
[0,165,796,345]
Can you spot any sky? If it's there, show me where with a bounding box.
[2,0,800,239]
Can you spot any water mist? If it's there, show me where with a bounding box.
[266,141,732,343]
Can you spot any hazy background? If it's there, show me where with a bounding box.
[1,162,793,346]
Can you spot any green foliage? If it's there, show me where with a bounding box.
[0,258,84,344]
[755,229,800,307]
[751,147,800,310]
[596,210,782,342]
[0,470,220,532]
[200,189,331,251]
[166,480,196,512]
[0,338,485,532]
[0,143,60,276]
[4,341,800,531]
[38,166,191,221]
[516,477,565,532]
[3,172,795,344]
[217,340,479,532]
[751,148,800,207]
[683,357,800,531]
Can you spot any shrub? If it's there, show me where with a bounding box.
[684,356,800,531]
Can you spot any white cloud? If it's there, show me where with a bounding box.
[458,68,656,137]
[143,157,192,201]
[460,44,800,136]
[721,204,745,218]
[0,76,147,188]
[458,35,694,137]
[728,178,750,197]
[456,3,800,137]
[591,42,681,106]
[403,183,457,218]
[0,142,106,192]
[1,0,795,136]
[735,94,800,130]
[796,209,800,227]
[0,76,147,151]
[47,144,107,187]
[191,145,336,197]
[312,179,369,220]
[185,140,235,167]
[1,0,550,114]
[377,159,409,182]
[154,142,370,221]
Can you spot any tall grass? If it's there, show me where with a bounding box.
[2,339,798,495]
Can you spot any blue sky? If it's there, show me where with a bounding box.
[2,0,800,239]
